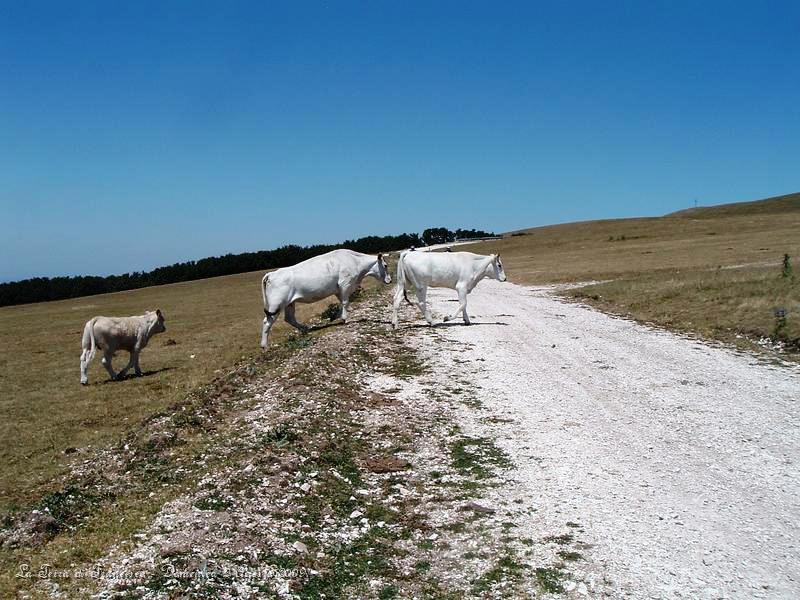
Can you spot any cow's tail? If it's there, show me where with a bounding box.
[396,252,414,306]
[81,318,97,363]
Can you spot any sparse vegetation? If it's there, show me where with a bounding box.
[534,566,566,593]
[557,549,583,562]
[321,301,342,321]
[472,554,527,594]
[782,253,793,279]
[450,436,512,480]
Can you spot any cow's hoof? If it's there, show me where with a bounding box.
[443,316,451,322]
[80,380,88,386]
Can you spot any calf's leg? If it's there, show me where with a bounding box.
[133,350,143,376]
[79,349,91,385]
[101,351,117,381]
[118,348,140,379]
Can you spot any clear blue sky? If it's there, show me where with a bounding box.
[2,1,798,281]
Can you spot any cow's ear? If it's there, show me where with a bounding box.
[377,253,383,260]
[156,309,163,319]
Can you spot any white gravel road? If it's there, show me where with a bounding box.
[411,280,800,599]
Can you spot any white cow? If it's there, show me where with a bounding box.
[392,251,506,328]
[260,249,391,348]
[80,310,167,385]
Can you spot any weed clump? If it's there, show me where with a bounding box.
[450,436,512,479]
[781,253,793,279]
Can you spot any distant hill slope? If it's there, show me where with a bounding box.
[667,191,800,219]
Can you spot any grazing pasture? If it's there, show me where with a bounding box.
[467,192,800,355]
[2,192,797,517]
[2,192,798,515]
[0,269,337,513]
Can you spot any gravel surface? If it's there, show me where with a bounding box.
[411,280,800,599]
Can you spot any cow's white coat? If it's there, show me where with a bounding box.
[260,249,390,348]
[80,310,166,384]
[392,251,506,328]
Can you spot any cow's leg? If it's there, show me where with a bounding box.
[101,351,117,381]
[338,286,354,322]
[392,285,404,329]
[416,287,433,326]
[284,303,309,333]
[261,308,281,349]
[444,286,470,324]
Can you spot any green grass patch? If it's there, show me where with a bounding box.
[450,436,512,480]
[556,550,583,562]
[472,554,528,594]
[534,567,566,593]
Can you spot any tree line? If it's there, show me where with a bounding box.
[1,227,495,307]
[421,227,498,245]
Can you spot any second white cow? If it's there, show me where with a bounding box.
[260,249,391,348]
[392,250,506,328]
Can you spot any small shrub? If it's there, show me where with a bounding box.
[774,308,788,339]
[782,254,793,279]
[321,302,341,321]
[534,567,565,593]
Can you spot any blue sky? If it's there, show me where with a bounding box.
[2,1,798,281]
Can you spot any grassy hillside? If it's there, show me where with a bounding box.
[468,192,800,356]
[0,270,357,514]
[2,190,797,525]
[667,191,800,218]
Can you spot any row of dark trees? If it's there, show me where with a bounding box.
[421,227,497,246]
[0,226,495,307]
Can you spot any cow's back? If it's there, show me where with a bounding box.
[270,250,356,303]
[403,252,465,288]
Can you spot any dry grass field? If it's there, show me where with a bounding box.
[0,270,340,514]
[467,191,800,356]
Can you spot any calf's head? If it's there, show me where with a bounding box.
[148,309,167,336]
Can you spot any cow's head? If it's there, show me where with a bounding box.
[490,255,507,282]
[372,253,392,284]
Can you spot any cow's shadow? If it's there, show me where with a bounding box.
[306,321,346,333]
[100,366,176,384]
[408,320,509,329]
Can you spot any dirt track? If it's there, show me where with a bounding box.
[412,280,800,599]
